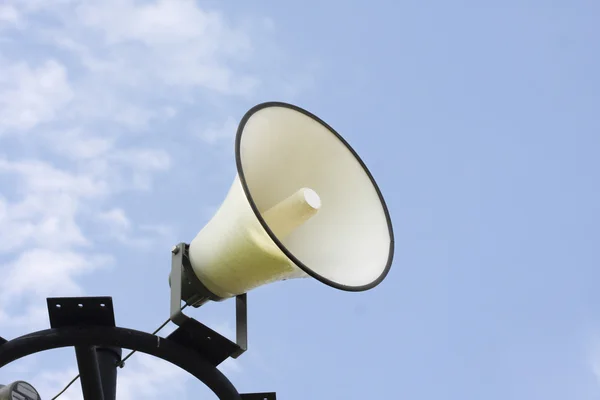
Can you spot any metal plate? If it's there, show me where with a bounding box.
[167,318,240,367]
[47,297,115,328]
[241,393,277,400]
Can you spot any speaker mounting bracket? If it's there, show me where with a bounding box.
[169,243,248,360]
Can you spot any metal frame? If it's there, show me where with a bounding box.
[0,296,276,399]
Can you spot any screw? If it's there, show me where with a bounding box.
[171,245,180,254]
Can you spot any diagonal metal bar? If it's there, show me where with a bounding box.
[75,346,105,400]
[96,347,121,400]
[241,393,277,399]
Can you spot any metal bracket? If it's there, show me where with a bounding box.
[47,297,115,328]
[235,294,248,356]
[169,243,248,362]
[169,243,217,325]
[46,297,120,400]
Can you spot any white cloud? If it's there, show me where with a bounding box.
[31,355,189,400]
[94,207,174,249]
[72,0,257,95]
[0,0,316,396]
[0,249,111,331]
[0,158,109,198]
[97,208,131,231]
[0,60,74,133]
[198,116,238,145]
[211,320,243,375]
[32,367,82,400]
[0,0,266,335]
[117,354,190,400]
[0,249,108,299]
[592,338,600,385]
[44,128,115,160]
[0,164,93,254]
[110,148,171,173]
[0,4,20,25]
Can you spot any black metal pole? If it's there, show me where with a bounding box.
[96,347,121,400]
[74,346,104,400]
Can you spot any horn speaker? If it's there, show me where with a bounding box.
[188,102,394,299]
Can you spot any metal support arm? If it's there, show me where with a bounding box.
[75,346,105,400]
[169,243,247,359]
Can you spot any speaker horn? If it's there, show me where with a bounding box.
[188,102,394,299]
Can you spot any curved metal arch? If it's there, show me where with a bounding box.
[0,326,241,400]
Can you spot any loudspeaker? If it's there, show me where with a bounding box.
[188,102,394,299]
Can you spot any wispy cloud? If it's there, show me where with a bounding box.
[30,354,191,400]
[0,60,73,133]
[197,116,238,146]
[0,0,316,396]
[592,338,600,386]
[0,0,258,328]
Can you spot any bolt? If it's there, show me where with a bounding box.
[171,245,180,254]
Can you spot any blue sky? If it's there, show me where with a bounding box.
[1,0,599,399]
